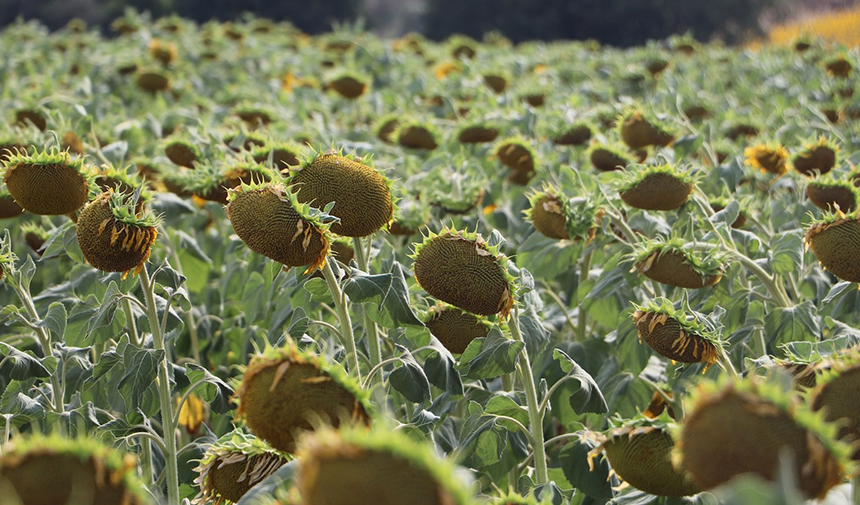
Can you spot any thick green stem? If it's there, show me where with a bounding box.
[604,209,638,245]
[140,435,154,486]
[162,231,201,364]
[139,267,180,505]
[123,297,140,347]
[689,243,792,308]
[852,477,860,504]
[541,287,576,336]
[14,283,64,414]
[576,250,593,342]
[509,308,548,485]
[321,261,361,382]
[353,237,381,384]
[754,328,768,358]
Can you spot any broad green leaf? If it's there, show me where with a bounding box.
[769,231,804,275]
[458,402,507,468]
[85,281,124,342]
[458,327,524,380]
[303,277,334,303]
[342,263,423,328]
[710,200,739,229]
[117,344,165,412]
[0,343,52,380]
[764,301,820,357]
[485,394,529,429]
[175,230,212,264]
[388,347,431,403]
[36,302,67,341]
[422,345,464,396]
[553,349,608,414]
[518,307,549,359]
[559,437,613,500]
[821,281,853,306]
[185,363,234,414]
[241,272,267,324]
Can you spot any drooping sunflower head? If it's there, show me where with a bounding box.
[616,163,697,211]
[675,375,854,499]
[804,207,860,283]
[586,142,634,172]
[192,429,291,505]
[411,225,516,318]
[0,433,150,505]
[809,349,860,460]
[76,188,160,278]
[294,425,474,505]
[806,174,859,213]
[744,142,789,175]
[1,146,96,216]
[792,136,839,177]
[616,107,675,150]
[234,342,372,454]
[631,297,723,368]
[424,303,492,355]
[628,237,726,289]
[227,179,334,273]
[591,413,699,497]
[286,146,394,237]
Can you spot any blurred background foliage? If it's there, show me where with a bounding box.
[0,0,858,46]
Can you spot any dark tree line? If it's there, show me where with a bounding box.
[423,0,781,46]
[0,0,781,46]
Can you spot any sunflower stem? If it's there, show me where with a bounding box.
[140,433,154,486]
[160,227,201,365]
[576,250,593,342]
[123,297,140,347]
[688,243,792,308]
[11,279,64,414]
[754,328,768,358]
[139,265,180,505]
[509,307,548,485]
[541,285,577,336]
[604,209,638,245]
[353,236,381,386]
[852,477,860,504]
[321,260,362,383]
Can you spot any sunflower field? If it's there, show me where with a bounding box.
[1,10,860,505]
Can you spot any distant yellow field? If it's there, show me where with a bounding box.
[769,6,860,47]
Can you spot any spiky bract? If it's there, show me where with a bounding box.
[235,344,372,454]
[412,227,515,318]
[289,152,393,237]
